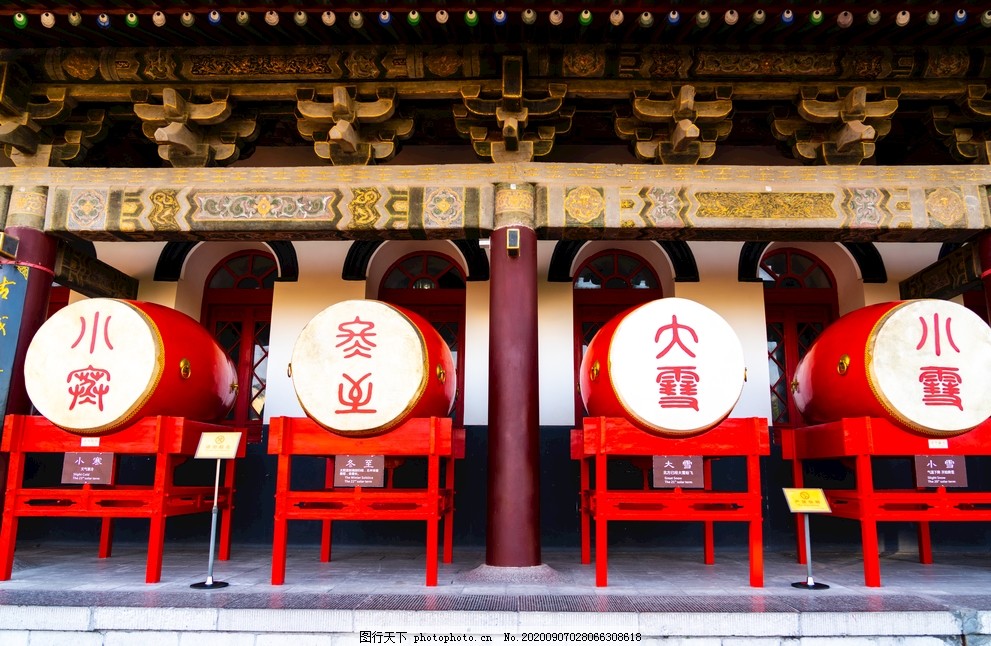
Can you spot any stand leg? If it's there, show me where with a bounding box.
[218,459,236,561]
[861,518,881,587]
[0,450,25,580]
[917,521,933,564]
[146,514,166,584]
[426,518,439,587]
[319,520,333,563]
[580,459,591,565]
[595,518,608,587]
[98,518,114,559]
[272,454,291,585]
[854,453,881,587]
[442,457,455,564]
[750,517,764,588]
[320,457,334,562]
[703,521,715,565]
[442,490,454,564]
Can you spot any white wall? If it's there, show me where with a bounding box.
[264,241,363,420]
[538,241,576,426]
[682,242,772,420]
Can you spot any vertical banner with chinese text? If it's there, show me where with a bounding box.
[0,263,29,420]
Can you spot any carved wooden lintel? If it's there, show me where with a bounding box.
[54,242,139,300]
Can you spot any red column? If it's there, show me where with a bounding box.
[486,183,540,567]
[4,226,57,415]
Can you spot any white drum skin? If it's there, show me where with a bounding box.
[579,298,747,436]
[290,300,456,436]
[794,300,991,436]
[24,299,238,435]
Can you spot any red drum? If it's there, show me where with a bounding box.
[24,299,237,436]
[290,299,456,436]
[580,297,747,436]
[794,300,991,437]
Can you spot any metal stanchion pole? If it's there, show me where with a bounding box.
[191,458,228,589]
[792,514,828,590]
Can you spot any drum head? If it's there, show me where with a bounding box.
[869,300,991,435]
[24,299,162,434]
[290,300,427,434]
[608,298,746,435]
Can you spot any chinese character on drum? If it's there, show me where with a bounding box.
[580,298,746,437]
[334,317,378,414]
[66,311,115,412]
[655,315,700,411]
[915,312,963,410]
[290,300,456,436]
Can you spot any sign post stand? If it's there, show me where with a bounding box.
[190,431,241,590]
[783,488,831,590]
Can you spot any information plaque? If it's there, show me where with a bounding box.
[914,455,968,487]
[652,455,704,488]
[334,455,385,487]
[194,432,242,460]
[61,452,114,485]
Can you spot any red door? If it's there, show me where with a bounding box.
[760,248,839,428]
[201,251,276,442]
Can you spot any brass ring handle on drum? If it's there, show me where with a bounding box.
[790,379,799,394]
[436,364,447,384]
[837,354,851,376]
[287,363,292,378]
[179,358,191,379]
[589,360,600,382]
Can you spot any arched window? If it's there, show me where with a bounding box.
[201,250,276,441]
[573,250,662,420]
[379,252,467,425]
[761,248,839,427]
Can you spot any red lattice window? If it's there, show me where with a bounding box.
[202,251,276,442]
[761,248,838,427]
[379,252,467,426]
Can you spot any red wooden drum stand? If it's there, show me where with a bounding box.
[268,416,464,587]
[572,417,769,587]
[0,415,245,583]
[780,417,991,587]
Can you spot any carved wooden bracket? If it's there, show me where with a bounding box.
[771,86,899,165]
[296,86,412,165]
[453,56,573,162]
[133,87,257,167]
[930,89,991,164]
[7,109,109,167]
[614,85,733,164]
[0,65,108,167]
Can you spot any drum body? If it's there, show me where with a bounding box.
[793,300,991,437]
[290,299,456,436]
[579,297,747,437]
[25,299,238,436]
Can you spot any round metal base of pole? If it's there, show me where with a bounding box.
[190,580,229,589]
[792,580,829,590]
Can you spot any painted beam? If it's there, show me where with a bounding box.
[0,164,984,243]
